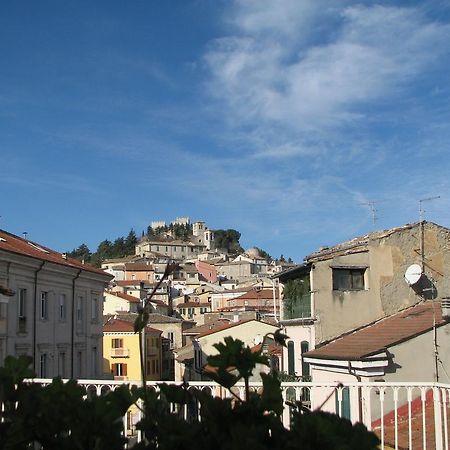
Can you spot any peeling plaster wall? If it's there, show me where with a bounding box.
[312,223,450,344]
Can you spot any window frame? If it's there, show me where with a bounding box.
[18,288,27,319]
[332,267,366,291]
[59,293,66,321]
[40,291,48,320]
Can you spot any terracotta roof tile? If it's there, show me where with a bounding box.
[0,230,111,278]
[103,317,162,334]
[107,291,140,303]
[304,302,448,361]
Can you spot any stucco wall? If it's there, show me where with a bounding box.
[312,223,450,343]
[281,323,314,377]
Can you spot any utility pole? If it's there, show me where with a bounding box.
[418,196,440,271]
[417,196,440,382]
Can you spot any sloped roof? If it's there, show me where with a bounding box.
[305,221,450,262]
[124,263,154,271]
[229,288,279,301]
[0,229,111,278]
[196,319,277,339]
[183,320,232,336]
[107,291,140,303]
[107,312,184,324]
[103,317,161,334]
[304,302,448,361]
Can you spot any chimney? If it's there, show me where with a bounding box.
[62,253,67,260]
[442,298,450,320]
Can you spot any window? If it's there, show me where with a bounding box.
[39,353,47,377]
[300,341,310,379]
[18,288,27,318]
[112,363,127,377]
[76,296,83,322]
[112,338,123,348]
[332,268,366,291]
[194,348,202,369]
[167,332,174,349]
[59,294,66,321]
[40,292,48,320]
[91,297,98,321]
[287,341,295,376]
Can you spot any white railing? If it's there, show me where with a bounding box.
[111,348,130,357]
[28,379,450,450]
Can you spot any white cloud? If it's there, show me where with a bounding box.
[204,3,450,158]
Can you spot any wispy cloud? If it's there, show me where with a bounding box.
[204,2,450,160]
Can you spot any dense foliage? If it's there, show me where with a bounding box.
[214,228,244,254]
[0,338,379,450]
[283,276,312,319]
[67,229,138,267]
[146,222,192,240]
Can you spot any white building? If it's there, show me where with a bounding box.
[0,230,112,378]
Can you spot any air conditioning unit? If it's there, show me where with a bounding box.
[442,298,450,320]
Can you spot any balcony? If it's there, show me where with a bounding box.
[111,348,130,358]
[28,378,450,449]
[113,376,128,381]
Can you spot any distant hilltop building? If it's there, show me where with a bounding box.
[174,217,190,226]
[150,217,191,230]
[192,221,215,251]
[151,221,166,229]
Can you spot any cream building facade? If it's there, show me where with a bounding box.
[0,229,112,378]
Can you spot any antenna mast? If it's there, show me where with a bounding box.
[361,201,379,227]
[418,196,440,270]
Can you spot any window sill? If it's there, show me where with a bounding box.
[332,289,367,292]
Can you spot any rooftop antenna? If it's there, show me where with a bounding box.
[418,196,440,270]
[360,200,382,227]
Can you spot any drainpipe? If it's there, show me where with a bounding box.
[349,362,364,424]
[33,261,46,374]
[71,269,82,378]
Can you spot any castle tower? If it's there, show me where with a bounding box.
[192,221,205,237]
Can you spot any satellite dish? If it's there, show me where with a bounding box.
[405,264,422,286]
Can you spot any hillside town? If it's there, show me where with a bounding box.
[1,217,450,447]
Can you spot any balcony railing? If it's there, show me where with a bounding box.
[28,379,450,450]
[111,348,130,357]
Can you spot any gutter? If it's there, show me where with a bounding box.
[33,261,46,374]
[71,269,82,378]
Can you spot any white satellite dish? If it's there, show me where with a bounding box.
[405,264,422,286]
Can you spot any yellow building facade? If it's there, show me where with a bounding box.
[103,317,162,381]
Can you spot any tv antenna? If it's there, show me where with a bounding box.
[419,196,440,222]
[360,201,381,226]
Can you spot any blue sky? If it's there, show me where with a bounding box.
[2,0,450,262]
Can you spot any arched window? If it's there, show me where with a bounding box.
[287,341,295,375]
